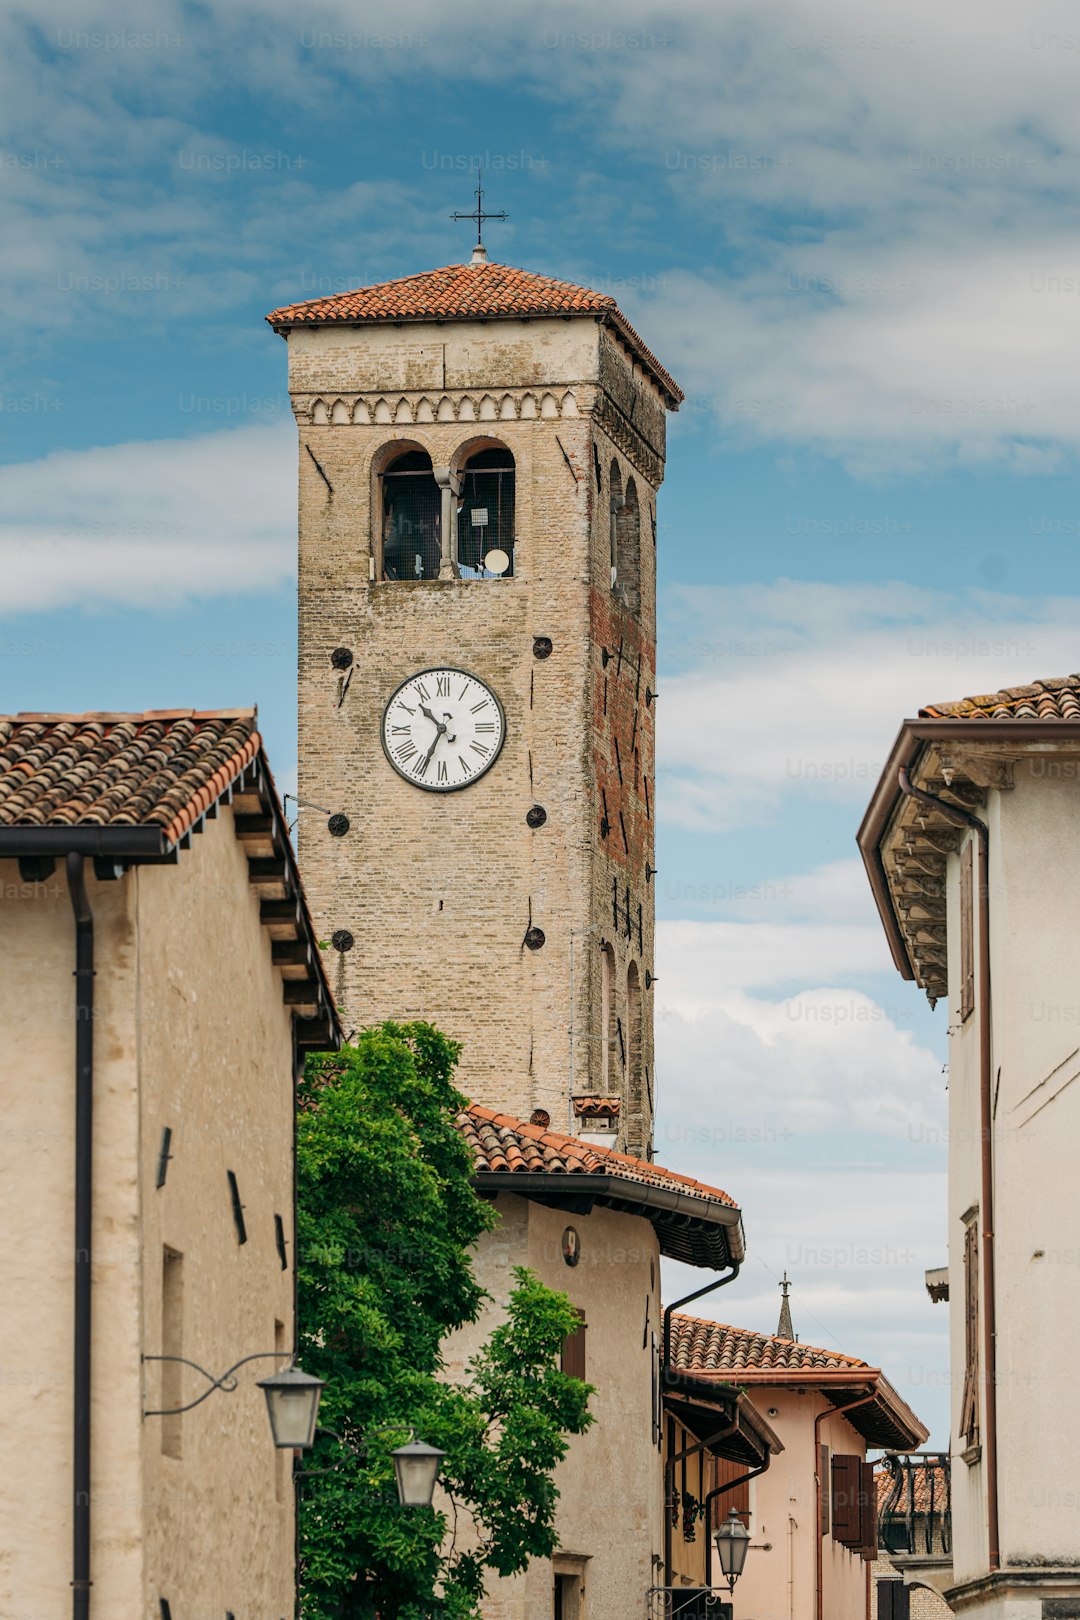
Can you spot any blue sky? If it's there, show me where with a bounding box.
[7,0,1080,1444]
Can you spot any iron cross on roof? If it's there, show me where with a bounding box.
[451,171,508,263]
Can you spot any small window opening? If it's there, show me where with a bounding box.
[457,447,516,577]
[381,450,441,581]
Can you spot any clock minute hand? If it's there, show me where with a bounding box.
[419,726,445,773]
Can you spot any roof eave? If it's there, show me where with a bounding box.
[267,304,684,409]
[663,1379,785,1460]
[473,1169,745,1267]
[680,1366,927,1450]
[859,715,1080,984]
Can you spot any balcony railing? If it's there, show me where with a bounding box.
[878,1450,951,1560]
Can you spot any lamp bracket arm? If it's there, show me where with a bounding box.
[142,1350,292,1417]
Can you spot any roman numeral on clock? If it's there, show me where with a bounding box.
[475,722,496,734]
[390,725,409,736]
[470,741,491,758]
[437,761,448,783]
[393,742,418,764]
[436,675,450,697]
[470,700,489,714]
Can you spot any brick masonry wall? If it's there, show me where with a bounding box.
[287,315,669,1139]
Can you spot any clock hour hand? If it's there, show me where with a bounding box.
[419,703,442,728]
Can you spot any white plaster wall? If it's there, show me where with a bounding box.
[944,816,990,1591]
[442,1193,662,1620]
[942,757,1080,1613]
[988,764,1080,1570]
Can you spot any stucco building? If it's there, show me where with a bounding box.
[0,709,338,1618]
[859,672,1080,1619]
[667,1314,928,1620]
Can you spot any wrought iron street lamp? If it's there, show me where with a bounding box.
[257,1364,325,1450]
[145,1351,444,1507]
[714,1507,751,1593]
[391,1436,446,1507]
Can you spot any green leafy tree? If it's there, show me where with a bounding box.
[297,1022,593,1618]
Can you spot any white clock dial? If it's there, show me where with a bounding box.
[381,667,506,792]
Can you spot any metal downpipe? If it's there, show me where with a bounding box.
[68,853,94,1620]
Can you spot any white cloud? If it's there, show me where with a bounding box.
[0,421,296,612]
[6,0,1080,465]
[657,579,1080,830]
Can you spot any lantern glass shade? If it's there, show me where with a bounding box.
[391,1438,446,1507]
[256,1365,324,1450]
[714,1507,751,1585]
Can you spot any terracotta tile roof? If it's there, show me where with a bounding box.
[266,260,683,406]
[457,1103,743,1268]
[877,1459,949,1514]
[572,1096,621,1119]
[920,674,1080,720]
[459,1103,736,1204]
[0,710,259,849]
[668,1314,870,1376]
[668,1313,929,1451]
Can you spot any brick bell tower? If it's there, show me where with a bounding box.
[267,242,682,1157]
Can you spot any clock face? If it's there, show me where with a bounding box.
[381,667,506,792]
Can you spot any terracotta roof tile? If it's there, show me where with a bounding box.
[573,1096,621,1118]
[876,1459,949,1513]
[457,1103,737,1207]
[920,674,1080,720]
[668,1313,871,1376]
[0,710,259,846]
[668,1313,929,1449]
[266,259,683,406]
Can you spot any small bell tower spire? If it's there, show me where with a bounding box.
[777,1272,795,1341]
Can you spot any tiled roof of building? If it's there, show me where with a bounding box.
[266,260,683,406]
[920,674,1080,720]
[0,709,339,1050]
[667,1313,929,1450]
[457,1103,743,1269]
[668,1315,869,1376]
[459,1104,736,1204]
[0,710,258,848]
[572,1096,621,1118]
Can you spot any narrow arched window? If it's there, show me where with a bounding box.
[600,942,615,1090]
[626,960,643,1149]
[381,450,441,581]
[617,478,641,616]
[457,447,516,578]
[608,460,623,589]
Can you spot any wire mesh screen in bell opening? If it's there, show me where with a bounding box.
[382,452,441,580]
[458,449,515,577]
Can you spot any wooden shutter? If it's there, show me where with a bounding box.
[960,1218,979,1445]
[561,1308,587,1379]
[859,1460,877,1558]
[877,1580,910,1620]
[959,840,975,1022]
[819,1445,831,1535]
[712,1453,750,1526]
[831,1454,863,1548]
